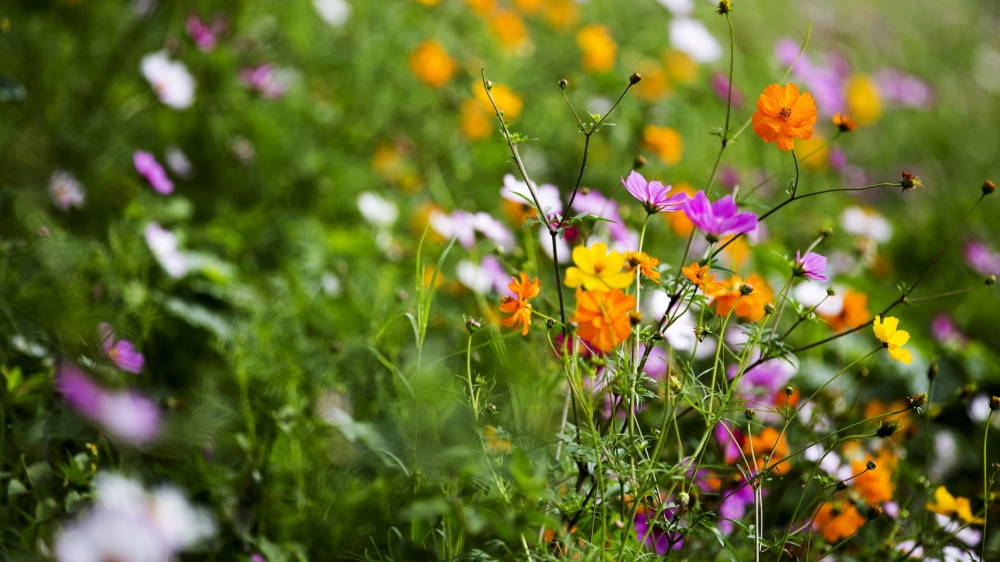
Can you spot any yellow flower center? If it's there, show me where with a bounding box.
[779,106,792,118]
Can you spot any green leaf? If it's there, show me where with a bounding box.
[7,479,28,496]
[35,497,60,522]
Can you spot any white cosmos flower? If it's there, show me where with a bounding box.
[49,170,86,211]
[840,206,892,243]
[144,223,188,278]
[140,51,195,110]
[356,191,398,229]
[669,18,722,63]
[793,281,844,317]
[314,0,351,27]
[655,0,694,15]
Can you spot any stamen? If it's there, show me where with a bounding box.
[779,106,792,118]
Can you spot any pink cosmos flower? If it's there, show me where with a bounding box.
[931,313,967,348]
[794,250,828,281]
[239,64,290,99]
[875,69,934,108]
[682,191,757,241]
[134,151,174,194]
[185,14,219,52]
[621,170,688,215]
[99,323,145,374]
[56,363,161,445]
[635,505,682,554]
[963,240,1000,276]
[710,72,744,108]
[49,170,86,211]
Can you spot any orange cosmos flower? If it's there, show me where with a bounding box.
[813,502,865,543]
[489,10,530,50]
[409,40,456,89]
[572,288,635,353]
[682,262,723,293]
[661,182,696,236]
[742,426,789,473]
[708,274,773,322]
[576,25,616,73]
[623,252,662,284]
[833,113,857,132]
[751,83,818,151]
[851,451,895,504]
[499,273,541,335]
[642,125,683,165]
[464,0,496,15]
[819,289,870,332]
[544,0,579,29]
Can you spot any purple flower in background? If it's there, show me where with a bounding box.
[239,64,290,99]
[717,479,758,535]
[252,555,268,562]
[682,191,757,241]
[774,39,848,115]
[710,72,744,108]
[794,250,828,281]
[99,323,145,374]
[49,170,86,211]
[727,356,796,410]
[715,422,744,464]
[621,170,688,215]
[931,313,967,348]
[56,363,161,445]
[876,69,934,108]
[828,146,848,173]
[185,14,219,52]
[963,240,1000,276]
[635,506,682,554]
[717,166,740,190]
[134,151,174,194]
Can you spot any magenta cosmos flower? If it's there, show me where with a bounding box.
[794,250,828,281]
[56,363,161,445]
[682,191,757,241]
[621,170,688,215]
[99,323,145,374]
[134,151,174,194]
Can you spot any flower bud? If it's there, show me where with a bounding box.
[677,491,690,508]
[652,330,665,341]
[822,226,834,238]
[987,275,997,286]
[629,310,643,326]
[876,420,900,438]
[990,396,1000,411]
[866,460,877,471]
[466,318,482,333]
[826,287,836,297]
[716,0,732,14]
[836,480,848,491]
[488,403,497,413]
[558,79,568,89]
[907,393,928,409]
[900,172,923,192]
[745,408,756,420]
[764,302,776,315]
[546,318,557,329]
[485,80,493,90]
[785,386,794,396]
[634,155,647,169]
[927,362,938,380]
[983,179,996,195]
[868,503,883,520]
[630,72,642,85]
[961,384,977,400]
[739,283,754,296]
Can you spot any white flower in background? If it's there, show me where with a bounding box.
[144,223,188,278]
[321,272,342,297]
[49,170,86,211]
[55,473,215,562]
[314,0,351,27]
[540,227,571,263]
[669,18,721,63]
[456,259,494,294]
[803,445,842,476]
[655,0,694,16]
[165,146,193,179]
[643,291,713,358]
[356,191,398,228]
[471,212,514,252]
[793,281,844,317]
[499,174,563,218]
[140,52,196,110]
[840,206,892,243]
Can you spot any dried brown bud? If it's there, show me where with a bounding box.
[866,460,877,471]
[745,408,756,420]
[558,79,568,89]
[868,503,883,520]
[990,396,1000,411]
[907,393,928,409]
[983,179,996,195]
[634,155,647,169]
[630,72,642,85]
[629,310,643,326]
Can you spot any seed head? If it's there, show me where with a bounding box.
[900,172,923,192]
[983,179,996,195]
[868,503,883,520]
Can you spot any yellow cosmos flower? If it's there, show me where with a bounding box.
[564,243,634,291]
[873,315,912,364]
[846,74,882,126]
[926,486,985,525]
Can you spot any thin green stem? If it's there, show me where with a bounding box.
[984,410,994,562]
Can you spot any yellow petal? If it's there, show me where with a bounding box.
[888,346,913,364]
[564,266,584,288]
[888,329,910,347]
[603,270,636,289]
[873,316,886,342]
[881,316,899,336]
[933,486,956,512]
[604,250,626,273]
[572,245,594,272]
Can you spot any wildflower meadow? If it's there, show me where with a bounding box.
[4,0,1000,560]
